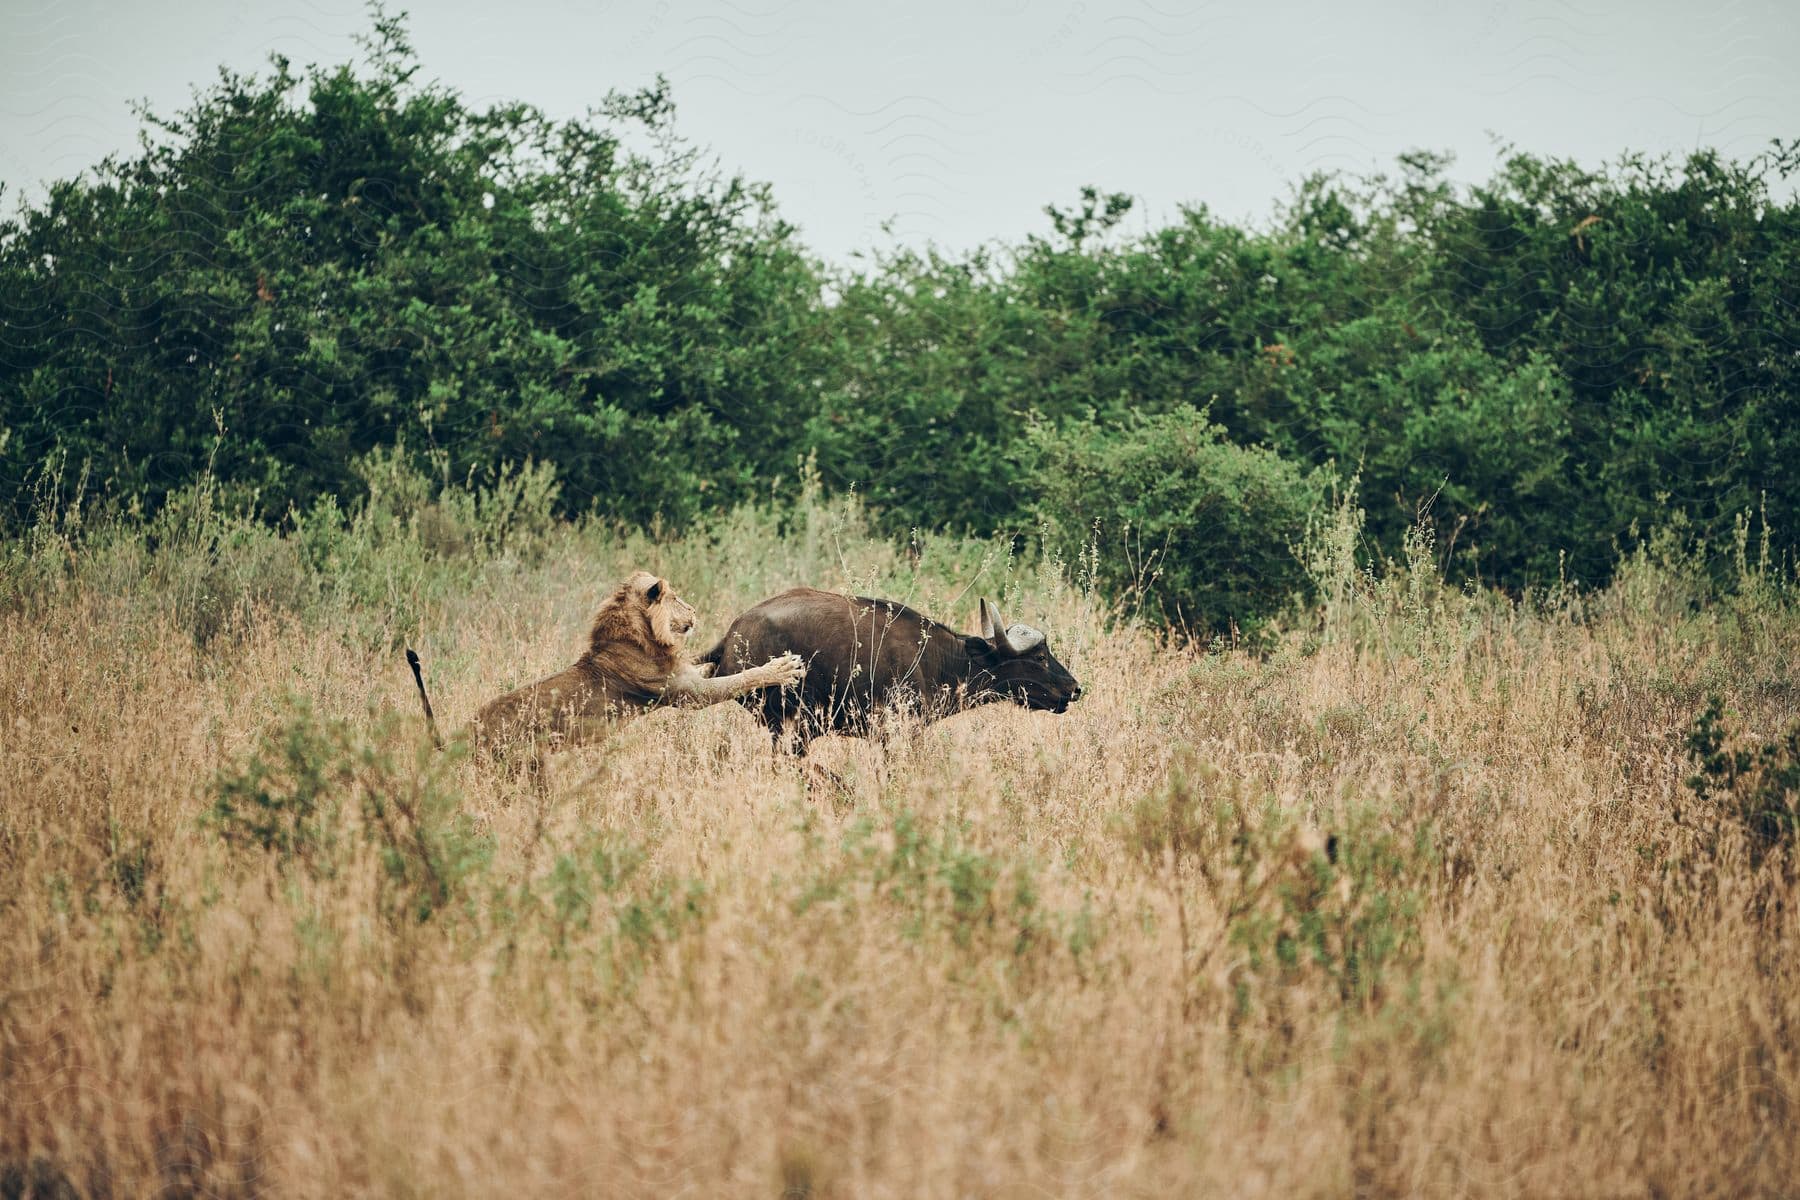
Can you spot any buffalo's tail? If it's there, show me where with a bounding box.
[406,649,445,751]
[693,638,727,669]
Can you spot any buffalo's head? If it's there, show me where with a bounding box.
[965,598,1082,713]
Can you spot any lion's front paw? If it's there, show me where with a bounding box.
[766,651,806,687]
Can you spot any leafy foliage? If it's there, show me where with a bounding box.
[208,700,490,924]
[1125,755,1432,1016]
[1032,408,1322,637]
[3,12,1796,621]
[0,14,824,528]
[1686,697,1800,865]
[542,834,708,981]
[813,147,1799,593]
[794,802,1049,958]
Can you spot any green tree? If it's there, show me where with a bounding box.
[0,10,826,527]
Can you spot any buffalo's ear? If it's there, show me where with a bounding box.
[963,635,994,658]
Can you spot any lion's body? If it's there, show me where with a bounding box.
[469,657,659,758]
[409,570,804,776]
[469,570,692,759]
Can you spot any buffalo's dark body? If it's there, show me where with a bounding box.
[699,587,1079,751]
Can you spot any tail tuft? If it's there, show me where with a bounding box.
[406,648,445,750]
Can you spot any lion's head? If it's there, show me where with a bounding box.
[635,570,697,647]
[587,570,696,671]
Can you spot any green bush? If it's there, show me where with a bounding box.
[542,834,707,982]
[1686,697,1800,867]
[207,700,489,924]
[146,478,313,645]
[1230,808,1431,1012]
[1031,408,1324,639]
[793,803,1051,960]
[1125,755,1432,1016]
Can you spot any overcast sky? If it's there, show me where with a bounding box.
[3,0,1795,261]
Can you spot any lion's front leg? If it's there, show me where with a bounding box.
[662,653,805,708]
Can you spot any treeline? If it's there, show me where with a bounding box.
[2,14,1796,633]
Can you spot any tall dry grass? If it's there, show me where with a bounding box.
[2,477,1797,1197]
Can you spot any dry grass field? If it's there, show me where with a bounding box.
[3,476,1797,1197]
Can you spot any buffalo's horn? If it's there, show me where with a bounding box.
[1005,623,1045,653]
[979,597,1005,641]
[986,599,1024,654]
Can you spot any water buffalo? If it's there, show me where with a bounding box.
[696,587,1081,751]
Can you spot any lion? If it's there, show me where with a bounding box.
[406,570,805,776]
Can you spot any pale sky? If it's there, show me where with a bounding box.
[3,0,1796,262]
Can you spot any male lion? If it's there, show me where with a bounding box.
[406,570,804,776]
